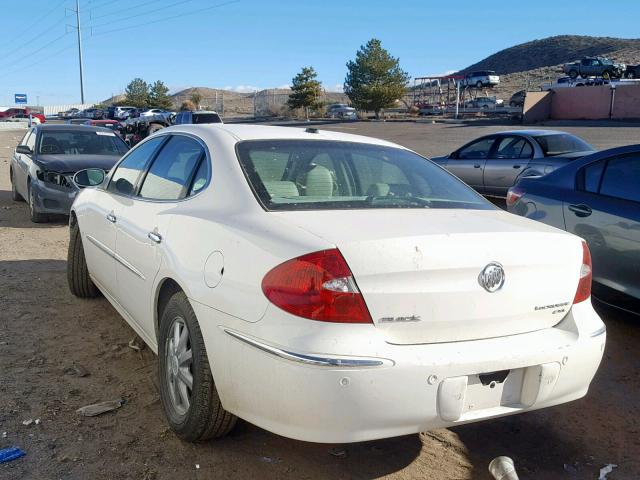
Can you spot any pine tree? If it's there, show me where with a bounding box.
[344,39,409,119]
[124,78,149,108]
[149,80,173,109]
[287,67,322,119]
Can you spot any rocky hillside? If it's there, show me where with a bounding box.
[459,35,640,100]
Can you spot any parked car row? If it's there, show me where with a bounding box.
[0,107,46,124]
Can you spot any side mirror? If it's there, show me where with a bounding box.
[449,151,458,159]
[73,168,106,188]
[115,177,134,196]
[16,145,32,155]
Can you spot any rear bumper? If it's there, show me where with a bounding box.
[194,300,605,443]
[31,178,78,215]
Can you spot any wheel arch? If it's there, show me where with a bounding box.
[154,276,190,339]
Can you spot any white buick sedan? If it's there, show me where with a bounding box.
[67,124,606,443]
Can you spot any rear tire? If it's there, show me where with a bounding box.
[28,183,48,223]
[67,220,99,298]
[158,291,237,441]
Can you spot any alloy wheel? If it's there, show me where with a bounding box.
[164,316,194,418]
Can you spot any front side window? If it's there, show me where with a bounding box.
[38,130,128,156]
[138,135,205,200]
[25,130,36,150]
[492,137,533,159]
[237,140,493,211]
[599,155,640,203]
[457,138,495,159]
[107,136,165,196]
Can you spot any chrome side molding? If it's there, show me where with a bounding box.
[223,329,390,368]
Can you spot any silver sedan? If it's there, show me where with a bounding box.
[431,130,595,198]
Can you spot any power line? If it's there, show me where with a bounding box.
[90,0,239,37]
[0,15,67,61]
[1,0,68,50]
[89,0,199,30]
[87,0,160,22]
[86,0,127,11]
[2,32,70,71]
[0,41,76,81]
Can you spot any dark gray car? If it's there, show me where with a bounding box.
[10,124,129,222]
[507,145,640,311]
[431,130,595,197]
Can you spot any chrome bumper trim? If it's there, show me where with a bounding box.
[223,329,389,368]
[590,325,606,337]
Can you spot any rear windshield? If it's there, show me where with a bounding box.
[236,140,493,211]
[39,130,128,156]
[533,134,593,156]
[192,113,222,124]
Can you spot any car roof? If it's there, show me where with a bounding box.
[498,129,569,137]
[163,124,403,148]
[35,124,118,134]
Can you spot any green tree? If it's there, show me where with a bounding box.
[287,66,323,119]
[124,78,149,108]
[189,92,202,109]
[344,39,409,119]
[149,80,173,109]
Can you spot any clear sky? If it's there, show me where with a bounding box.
[0,0,638,106]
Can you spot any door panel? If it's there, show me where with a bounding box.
[447,137,496,192]
[80,191,121,297]
[484,137,532,197]
[114,200,171,339]
[564,154,640,301]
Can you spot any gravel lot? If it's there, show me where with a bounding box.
[1,122,638,480]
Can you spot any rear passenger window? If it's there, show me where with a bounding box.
[138,135,204,200]
[599,155,640,203]
[108,136,165,196]
[582,160,605,193]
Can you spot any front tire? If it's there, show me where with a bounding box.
[10,170,23,201]
[67,221,99,298]
[158,291,236,441]
[28,184,48,223]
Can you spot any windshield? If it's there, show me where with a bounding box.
[192,113,222,124]
[533,134,593,156]
[236,140,494,211]
[38,130,128,155]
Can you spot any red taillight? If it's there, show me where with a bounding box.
[506,187,524,207]
[261,249,373,323]
[573,241,592,304]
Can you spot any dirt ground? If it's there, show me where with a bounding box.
[1,122,639,480]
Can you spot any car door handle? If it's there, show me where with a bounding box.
[568,204,592,217]
[106,212,116,223]
[474,164,481,168]
[148,231,162,244]
[513,165,521,169]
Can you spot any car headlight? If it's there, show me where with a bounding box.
[37,170,74,188]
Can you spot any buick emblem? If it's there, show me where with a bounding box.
[478,262,505,292]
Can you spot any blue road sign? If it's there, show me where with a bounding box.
[14,94,27,104]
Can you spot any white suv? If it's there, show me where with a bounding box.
[462,71,500,88]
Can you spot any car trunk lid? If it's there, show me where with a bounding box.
[274,209,581,344]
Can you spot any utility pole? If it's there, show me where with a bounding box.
[76,0,85,103]
[68,0,85,103]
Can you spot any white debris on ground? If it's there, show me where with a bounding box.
[598,464,618,480]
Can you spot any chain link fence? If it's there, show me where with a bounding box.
[172,91,350,118]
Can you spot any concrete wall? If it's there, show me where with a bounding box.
[522,91,552,123]
[522,84,640,122]
[612,85,640,119]
[550,86,612,120]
